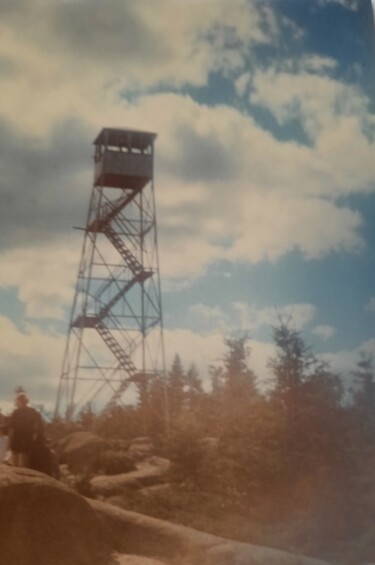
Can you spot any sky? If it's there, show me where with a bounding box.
[0,0,374,414]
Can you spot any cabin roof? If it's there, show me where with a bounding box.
[94,128,157,150]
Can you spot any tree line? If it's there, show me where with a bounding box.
[72,320,375,561]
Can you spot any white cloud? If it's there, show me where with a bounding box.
[233,54,337,100]
[0,0,279,136]
[297,55,337,73]
[0,91,370,315]
[187,304,227,332]
[318,0,360,10]
[235,71,252,96]
[0,94,368,317]
[250,69,368,141]
[226,193,363,263]
[135,92,367,276]
[0,0,372,325]
[312,325,337,340]
[231,302,316,333]
[164,327,275,390]
[166,302,319,388]
[184,301,316,335]
[0,316,65,413]
[0,237,79,318]
[321,338,375,386]
[164,327,224,376]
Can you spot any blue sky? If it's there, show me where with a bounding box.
[0,0,374,412]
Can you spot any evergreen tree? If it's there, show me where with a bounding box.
[222,334,257,400]
[184,364,203,412]
[168,354,186,422]
[269,320,345,483]
[351,352,375,442]
[269,321,342,412]
[134,372,151,434]
[352,352,375,411]
[77,402,95,431]
[209,364,225,398]
[269,322,314,405]
[147,374,168,437]
[205,335,258,435]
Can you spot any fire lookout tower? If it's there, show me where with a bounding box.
[55,128,166,421]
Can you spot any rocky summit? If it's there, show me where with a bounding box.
[0,465,113,565]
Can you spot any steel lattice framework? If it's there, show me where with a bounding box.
[55,128,166,421]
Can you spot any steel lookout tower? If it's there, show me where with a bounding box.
[55,128,166,422]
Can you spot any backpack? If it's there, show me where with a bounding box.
[29,439,60,479]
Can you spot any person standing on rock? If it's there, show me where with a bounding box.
[8,391,43,468]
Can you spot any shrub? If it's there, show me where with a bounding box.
[166,420,206,485]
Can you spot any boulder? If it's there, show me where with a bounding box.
[0,465,114,565]
[107,439,131,452]
[201,437,219,451]
[137,483,173,498]
[115,555,166,565]
[89,499,330,565]
[56,431,108,473]
[128,437,154,461]
[91,473,142,497]
[59,463,78,489]
[91,459,170,498]
[99,451,136,476]
[56,433,136,476]
[146,456,170,473]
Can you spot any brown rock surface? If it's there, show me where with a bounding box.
[89,498,331,565]
[91,458,170,497]
[56,431,109,473]
[0,465,114,565]
[115,555,167,565]
[128,437,155,461]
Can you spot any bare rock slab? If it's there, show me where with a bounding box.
[91,457,170,497]
[128,437,155,461]
[0,465,114,565]
[56,431,108,471]
[89,498,330,565]
[115,555,167,565]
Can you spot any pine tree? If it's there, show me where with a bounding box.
[352,352,375,410]
[351,352,375,442]
[147,374,168,437]
[269,322,313,405]
[168,354,186,422]
[222,334,257,401]
[269,320,344,481]
[184,364,203,412]
[205,335,258,435]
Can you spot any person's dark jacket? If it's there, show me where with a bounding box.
[9,406,43,454]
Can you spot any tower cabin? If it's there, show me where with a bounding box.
[93,128,156,190]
